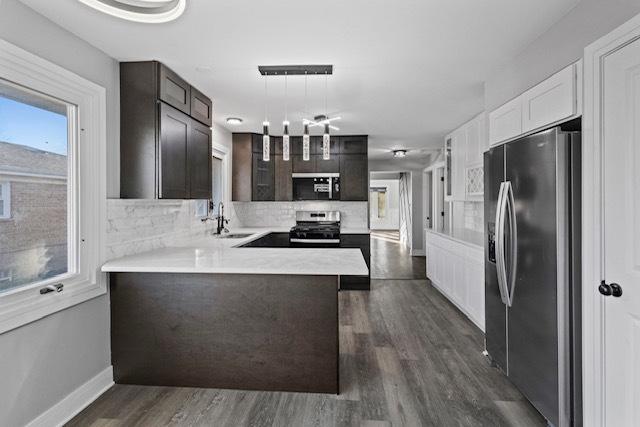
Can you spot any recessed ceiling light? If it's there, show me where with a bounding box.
[226,117,243,125]
[393,149,407,158]
[77,0,186,23]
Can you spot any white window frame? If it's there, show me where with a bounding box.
[0,40,106,334]
[0,181,10,219]
[211,139,230,209]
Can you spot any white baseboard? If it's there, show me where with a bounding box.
[27,366,114,427]
[411,249,426,256]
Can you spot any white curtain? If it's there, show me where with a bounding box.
[398,172,412,248]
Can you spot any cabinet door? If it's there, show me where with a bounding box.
[252,155,275,201]
[158,63,191,115]
[521,64,576,133]
[158,103,189,199]
[489,96,522,145]
[444,135,453,200]
[188,119,212,199]
[339,136,368,154]
[340,154,368,201]
[275,155,293,201]
[452,128,467,200]
[465,114,486,167]
[190,86,212,126]
[292,154,316,173]
[315,154,340,173]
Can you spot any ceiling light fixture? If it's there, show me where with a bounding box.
[77,0,186,23]
[226,117,243,125]
[393,150,407,158]
[322,72,330,160]
[262,74,270,162]
[302,72,310,162]
[282,72,290,161]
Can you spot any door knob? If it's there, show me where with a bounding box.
[598,281,612,296]
[610,283,623,297]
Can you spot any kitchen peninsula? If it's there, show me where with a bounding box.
[102,231,368,394]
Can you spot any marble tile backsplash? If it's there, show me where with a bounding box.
[231,201,369,229]
[464,201,484,233]
[106,199,214,259]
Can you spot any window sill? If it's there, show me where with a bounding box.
[0,277,106,334]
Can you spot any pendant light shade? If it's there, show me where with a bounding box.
[322,72,331,160]
[262,121,270,161]
[303,123,310,161]
[323,124,330,160]
[282,121,290,161]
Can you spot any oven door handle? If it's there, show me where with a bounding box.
[290,238,341,244]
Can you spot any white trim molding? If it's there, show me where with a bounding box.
[0,39,107,333]
[26,366,113,427]
[582,12,640,427]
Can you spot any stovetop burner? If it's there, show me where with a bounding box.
[289,211,341,244]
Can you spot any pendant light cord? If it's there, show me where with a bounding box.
[284,72,288,123]
[264,74,268,122]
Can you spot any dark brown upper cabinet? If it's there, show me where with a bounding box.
[340,135,368,154]
[120,61,213,199]
[340,154,369,201]
[159,64,191,115]
[312,136,340,155]
[189,120,213,199]
[190,86,213,127]
[233,133,368,202]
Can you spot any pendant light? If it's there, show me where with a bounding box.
[282,72,290,161]
[262,74,270,162]
[302,71,310,161]
[322,71,330,160]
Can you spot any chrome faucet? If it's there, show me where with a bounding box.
[215,202,229,235]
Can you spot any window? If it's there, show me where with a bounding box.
[0,182,10,219]
[0,83,70,293]
[0,40,106,333]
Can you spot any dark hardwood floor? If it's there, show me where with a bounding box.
[370,231,426,280]
[68,279,545,427]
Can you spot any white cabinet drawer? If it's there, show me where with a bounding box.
[522,64,576,133]
[489,96,522,145]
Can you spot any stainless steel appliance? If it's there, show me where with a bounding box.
[289,211,341,245]
[292,173,340,200]
[484,124,582,427]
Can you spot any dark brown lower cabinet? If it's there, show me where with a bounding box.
[340,234,371,290]
[110,272,339,394]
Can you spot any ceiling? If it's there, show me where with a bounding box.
[20,0,580,165]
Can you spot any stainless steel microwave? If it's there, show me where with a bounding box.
[292,173,340,200]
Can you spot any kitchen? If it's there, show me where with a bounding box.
[1,1,640,426]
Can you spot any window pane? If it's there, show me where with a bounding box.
[212,156,223,210]
[0,80,69,293]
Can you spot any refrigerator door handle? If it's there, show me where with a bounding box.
[495,182,510,306]
[505,181,518,307]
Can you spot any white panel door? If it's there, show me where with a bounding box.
[602,36,640,427]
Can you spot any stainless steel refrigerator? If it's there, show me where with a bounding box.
[484,125,582,427]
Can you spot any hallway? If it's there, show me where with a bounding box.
[370,231,426,280]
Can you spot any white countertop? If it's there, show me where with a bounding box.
[425,227,484,248]
[102,228,370,276]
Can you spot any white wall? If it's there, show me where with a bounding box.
[0,1,117,425]
[485,0,640,111]
[370,179,400,230]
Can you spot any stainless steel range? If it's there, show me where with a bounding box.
[289,211,341,245]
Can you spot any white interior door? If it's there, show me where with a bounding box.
[602,36,640,427]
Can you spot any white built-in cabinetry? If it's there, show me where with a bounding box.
[425,231,484,330]
[489,61,583,146]
[444,113,488,202]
